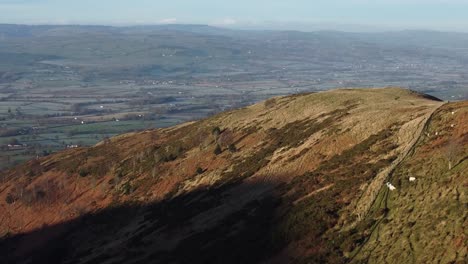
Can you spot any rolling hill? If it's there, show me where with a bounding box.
[0,87,466,263]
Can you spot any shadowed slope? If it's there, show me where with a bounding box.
[0,181,280,264]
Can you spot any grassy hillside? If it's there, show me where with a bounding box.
[1,87,465,263]
[351,101,467,263]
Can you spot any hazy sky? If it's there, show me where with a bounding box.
[1,0,468,31]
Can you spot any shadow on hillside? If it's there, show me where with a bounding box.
[0,180,283,264]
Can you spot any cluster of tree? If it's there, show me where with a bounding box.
[70,103,112,115]
[128,96,176,106]
[0,127,32,137]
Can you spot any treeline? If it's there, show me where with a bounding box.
[127,96,176,106]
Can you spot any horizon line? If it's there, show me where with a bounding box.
[1,22,468,34]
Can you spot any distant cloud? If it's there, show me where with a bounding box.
[1,0,468,32]
[217,18,237,26]
[160,18,177,24]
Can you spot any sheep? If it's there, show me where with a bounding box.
[409,177,416,182]
[386,182,396,191]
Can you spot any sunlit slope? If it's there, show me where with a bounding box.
[1,87,460,264]
[351,101,467,263]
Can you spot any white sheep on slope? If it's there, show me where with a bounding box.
[386,182,397,191]
[409,177,416,182]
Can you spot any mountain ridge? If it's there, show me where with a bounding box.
[1,87,466,263]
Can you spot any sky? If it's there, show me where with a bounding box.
[1,0,468,32]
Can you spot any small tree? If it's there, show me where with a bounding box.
[214,144,222,155]
[228,144,237,153]
[78,168,89,177]
[212,127,221,138]
[122,182,132,195]
[5,193,15,204]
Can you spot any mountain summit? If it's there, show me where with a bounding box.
[1,87,466,263]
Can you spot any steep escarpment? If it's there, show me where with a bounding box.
[1,88,464,264]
